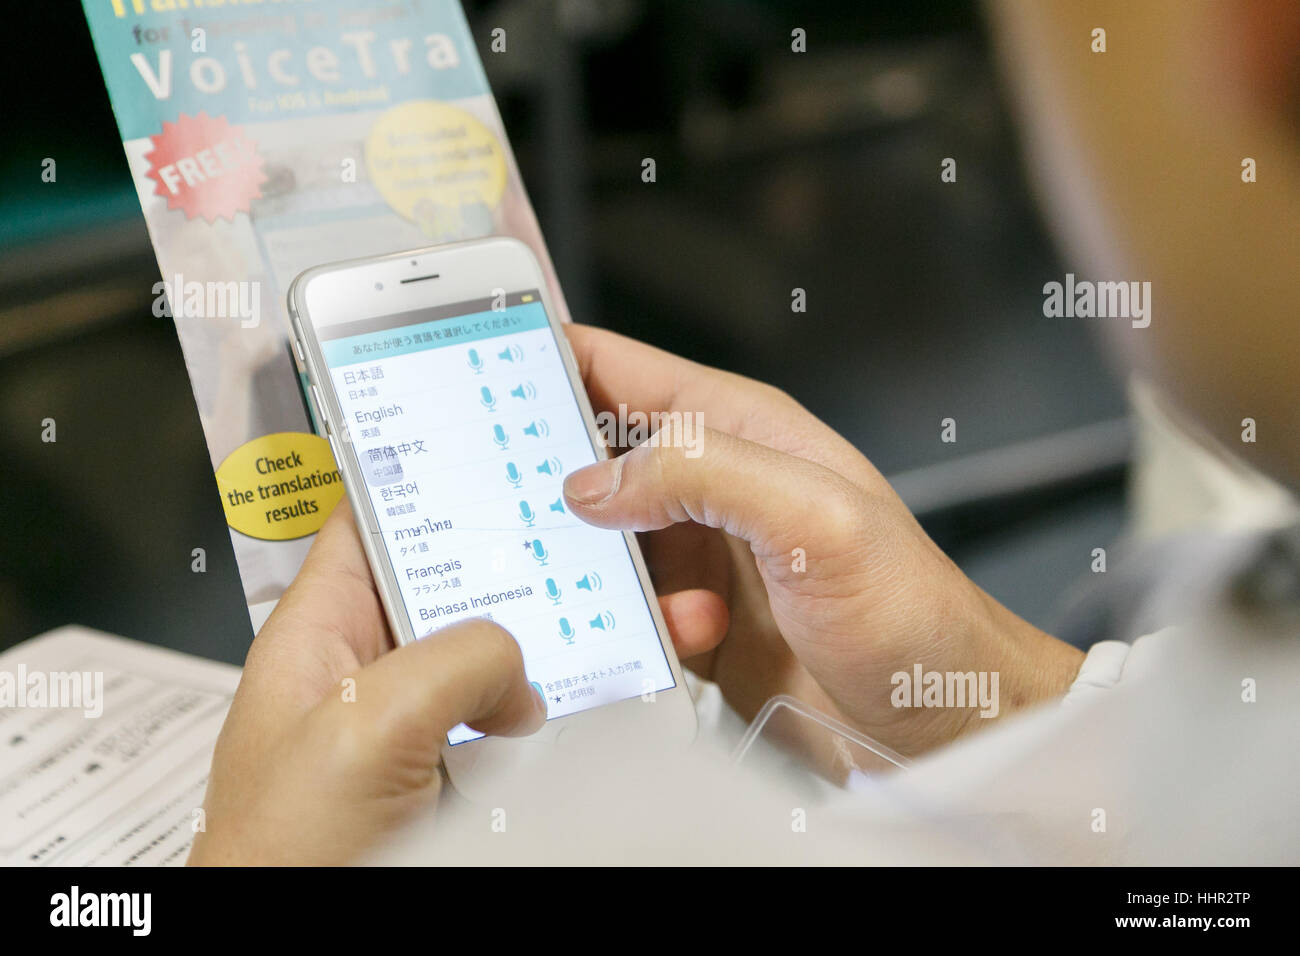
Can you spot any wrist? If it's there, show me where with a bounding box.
[966,587,1084,732]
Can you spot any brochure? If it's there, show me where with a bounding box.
[80,0,568,630]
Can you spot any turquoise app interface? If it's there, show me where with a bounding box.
[320,290,675,744]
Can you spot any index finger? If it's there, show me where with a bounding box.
[563,323,889,493]
[564,323,772,438]
[337,617,547,761]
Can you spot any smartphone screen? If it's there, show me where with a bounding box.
[316,289,676,744]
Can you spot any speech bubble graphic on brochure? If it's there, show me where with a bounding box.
[215,432,344,541]
[144,111,268,223]
[365,101,507,240]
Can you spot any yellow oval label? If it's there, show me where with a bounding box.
[215,432,345,541]
[365,100,507,238]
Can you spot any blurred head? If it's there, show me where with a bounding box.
[987,0,1300,489]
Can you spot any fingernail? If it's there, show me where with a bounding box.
[564,457,621,505]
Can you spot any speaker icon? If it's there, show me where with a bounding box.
[510,381,537,401]
[575,571,602,592]
[588,611,615,631]
[548,498,565,514]
[522,419,550,439]
[492,424,509,450]
[558,617,575,645]
[498,344,523,363]
[536,457,562,476]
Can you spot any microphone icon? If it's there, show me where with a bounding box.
[467,348,485,374]
[519,500,535,527]
[530,539,549,566]
[558,617,575,645]
[480,386,496,411]
[545,577,561,605]
[505,462,522,488]
[492,424,509,450]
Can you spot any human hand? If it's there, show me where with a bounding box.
[188,505,545,865]
[561,324,1083,758]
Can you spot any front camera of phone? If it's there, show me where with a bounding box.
[374,282,384,291]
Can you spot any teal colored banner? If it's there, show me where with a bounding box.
[323,301,548,367]
[81,0,490,141]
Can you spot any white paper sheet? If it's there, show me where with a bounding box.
[0,627,239,866]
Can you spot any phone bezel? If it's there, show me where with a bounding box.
[287,237,697,797]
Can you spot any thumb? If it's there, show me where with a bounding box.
[326,617,547,775]
[226,619,546,865]
[562,424,868,563]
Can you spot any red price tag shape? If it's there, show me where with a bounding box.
[144,111,268,223]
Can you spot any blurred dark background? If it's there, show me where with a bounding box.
[0,0,1128,665]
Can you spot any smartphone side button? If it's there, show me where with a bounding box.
[309,385,332,434]
[559,327,579,370]
[292,336,306,364]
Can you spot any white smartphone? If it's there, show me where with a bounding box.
[287,238,696,798]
